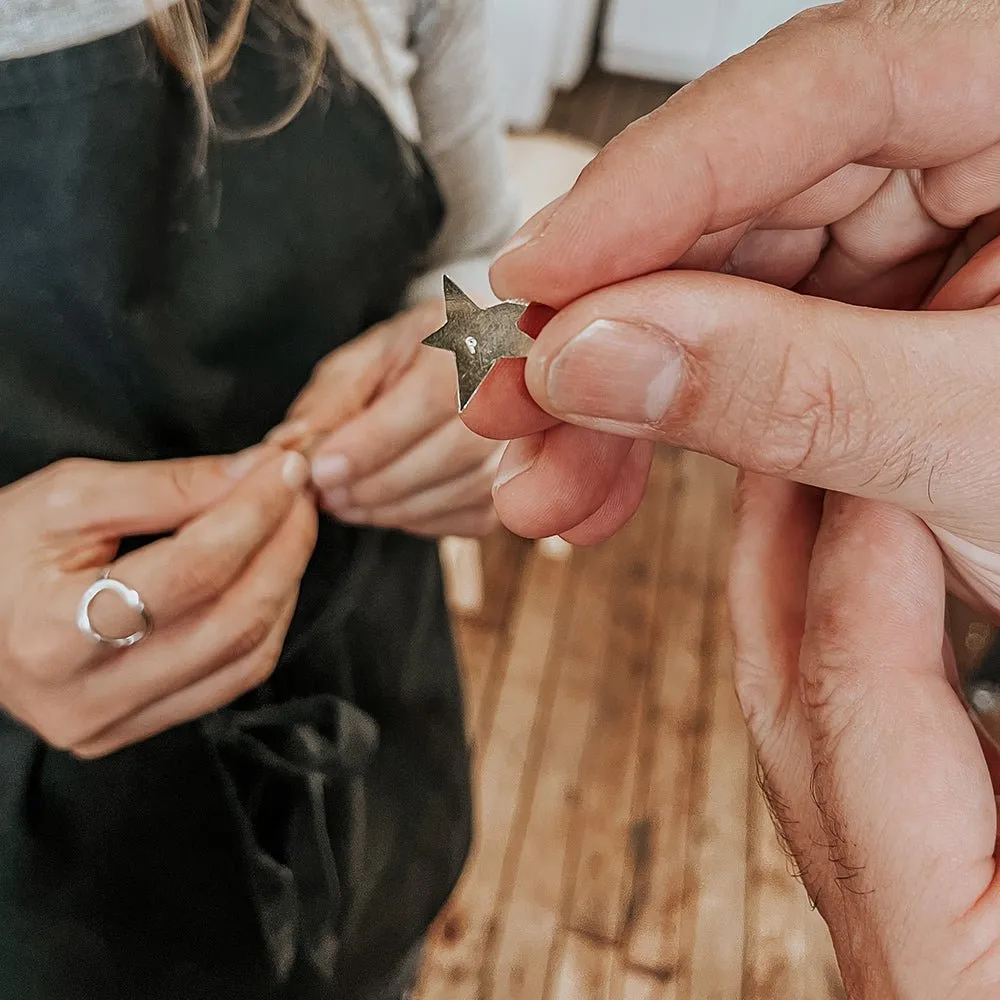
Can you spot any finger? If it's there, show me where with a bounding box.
[458,357,558,441]
[760,164,889,229]
[558,440,653,545]
[491,8,893,306]
[38,447,270,539]
[80,451,309,639]
[728,474,828,893]
[397,503,499,540]
[490,5,1000,308]
[922,140,1000,230]
[801,169,959,308]
[271,326,397,451]
[73,496,317,737]
[323,419,496,511]
[520,270,1000,521]
[491,426,636,539]
[332,452,500,528]
[720,226,828,288]
[930,233,1000,311]
[18,450,305,684]
[801,497,996,933]
[310,349,456,492]
[72,596,298,758]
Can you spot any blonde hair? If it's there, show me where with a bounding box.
[149,0,326,151]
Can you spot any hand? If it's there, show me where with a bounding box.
[0,447,317,758]
[271,300,503,538]
[729,477,1000,998]
[464,0,1000,607]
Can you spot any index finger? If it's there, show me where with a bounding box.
[84,450,310,638]
[489,3,1000,309]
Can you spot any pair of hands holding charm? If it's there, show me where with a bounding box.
[0,296,499,759]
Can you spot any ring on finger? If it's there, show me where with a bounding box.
[76,568,154,649]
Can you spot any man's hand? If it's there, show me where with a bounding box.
[729,477,1000,999]
[456,0,1000,611]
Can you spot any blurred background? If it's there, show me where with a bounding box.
[424,3,847,999]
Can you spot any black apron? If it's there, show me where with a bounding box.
[0,13,472,1000]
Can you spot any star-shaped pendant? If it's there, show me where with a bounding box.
[422,276,532,411]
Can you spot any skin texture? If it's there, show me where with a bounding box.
[456,0,1000,992]
[465,0,1000,607]
[729,482,1000,999]
[0,299,502,761]
[0,447,316,757]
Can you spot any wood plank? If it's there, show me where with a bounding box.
[453,528,529,741]
[550,933,615,1000]
[486,537,620,1000]
[623,453,731,980]
[417,549,572,1000]
[568,453,678,943]
[742,775,809,999]
[608,954,673,1000]
[685,472,750,1000]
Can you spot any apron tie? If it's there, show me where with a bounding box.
[201,696,378,983]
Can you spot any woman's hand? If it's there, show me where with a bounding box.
[271,300,503,538]
[0,447,317,758]
[730,477,1000,998]
[463,0,1000,609]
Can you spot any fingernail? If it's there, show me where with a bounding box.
[266,420,310,447]
[282,451,310,489]
[545,320,683,426]
[312,453,351,489]
[226,447,264,479]
[494,194,567,263]
[493,434,544,493]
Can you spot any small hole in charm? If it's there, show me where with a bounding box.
[465,336,478,355]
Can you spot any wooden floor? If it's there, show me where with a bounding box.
[417,451,843,1000]
[414,71,845,1000]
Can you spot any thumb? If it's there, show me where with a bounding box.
[268,326,392,455]
[797,496,997,982]
[523,270,1000,525]
[42,447,279,539]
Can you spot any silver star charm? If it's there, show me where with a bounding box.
[422,276,531,411]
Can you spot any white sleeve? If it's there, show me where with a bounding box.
[404,0,521,307]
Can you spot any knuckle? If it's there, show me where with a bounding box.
[160,461,203,512]
[736,343,870,476]
[227,610,276,662]
[181,503,273,595]
[6,614,67,685]
[40,458,97,515]
[212,499,270,547]
[173,549,238,602]
[242,638,283,691]
[797,642,867,756]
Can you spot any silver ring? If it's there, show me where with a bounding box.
[76,568,153,649]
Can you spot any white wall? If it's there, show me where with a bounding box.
[601,0,830,83]
[485,0,603,129]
